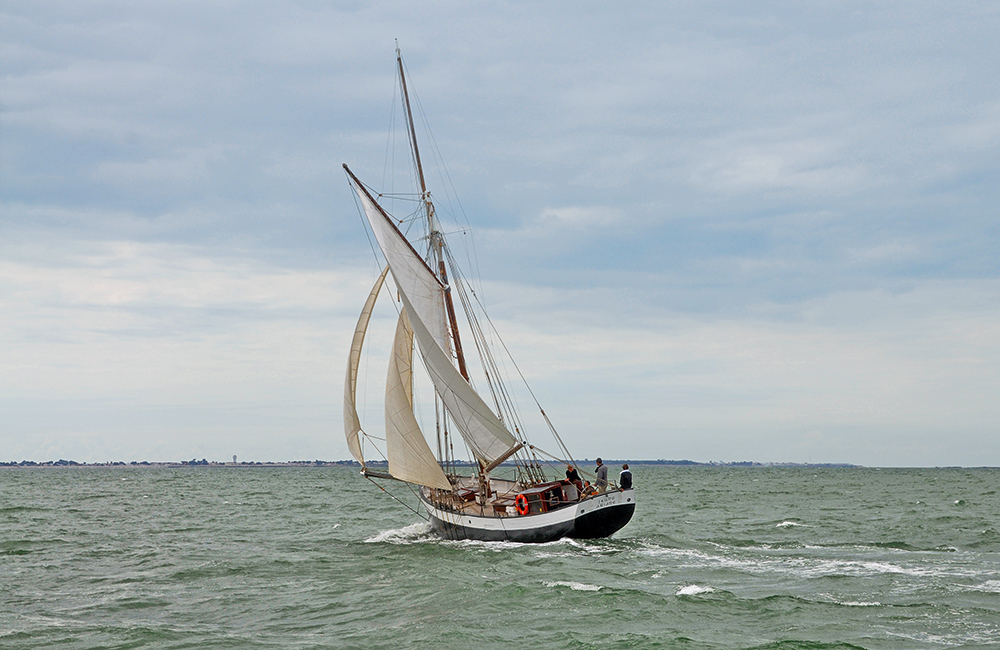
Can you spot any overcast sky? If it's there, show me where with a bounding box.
[2,1,998,466]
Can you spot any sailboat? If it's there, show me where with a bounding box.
[342,49,635,543]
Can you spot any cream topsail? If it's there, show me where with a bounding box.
[343,266,389,465]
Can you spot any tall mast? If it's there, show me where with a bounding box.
[396,45,470,382]
[396,45,429,222]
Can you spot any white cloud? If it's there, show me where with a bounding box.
[538,206,623,228]
[460,278,1000,466]
[0,240,370,439]
[848,240,922,264]
[90,145,227,185]
[690,130,868,196]
[943,101,1000,152]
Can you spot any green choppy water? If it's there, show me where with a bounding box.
[2,466,999,649]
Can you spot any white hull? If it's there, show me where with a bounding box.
[420,488,636,543]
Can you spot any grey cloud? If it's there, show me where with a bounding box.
[2,1,999,464]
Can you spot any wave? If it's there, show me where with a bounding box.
[739,641,869,649]
[707,537,806,550]
[544,580,602,592]
[634,538,987,581]
[968,579,1000,593]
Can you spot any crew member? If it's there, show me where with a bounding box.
[619,463,632,490]
[565,464,583,494]
[595,457,608,492]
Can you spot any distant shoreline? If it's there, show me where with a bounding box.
[4,458,862,468]
[4,460,994,469]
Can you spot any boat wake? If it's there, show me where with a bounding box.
[364,525,629,553]
[364,522,435,544]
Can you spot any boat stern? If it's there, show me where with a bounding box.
[569,489,636,539]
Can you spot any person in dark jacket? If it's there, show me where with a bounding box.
[565,464,583,493]
[619,463,632,490]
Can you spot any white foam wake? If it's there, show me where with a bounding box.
[364,522,433,544]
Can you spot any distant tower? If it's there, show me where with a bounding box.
[233,455,237,465]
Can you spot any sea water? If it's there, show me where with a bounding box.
[2,465,999,649]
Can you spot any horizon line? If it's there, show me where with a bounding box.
[5,459,996,469]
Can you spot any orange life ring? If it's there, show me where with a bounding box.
[515,493,529,516]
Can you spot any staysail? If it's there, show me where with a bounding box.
[344,266,390,465]
[397,287,521,465]
[385,308,452,490]
[345,166,520,468]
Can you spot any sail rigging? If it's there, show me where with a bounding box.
[341,47,635,542]
[344,46,527,476]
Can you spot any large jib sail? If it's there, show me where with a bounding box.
[344,165,520,469]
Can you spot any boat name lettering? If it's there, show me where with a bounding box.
[594,495,616,509]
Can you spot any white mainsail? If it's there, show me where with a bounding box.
[385,308,452,490]
[347,173,520,468]
[343,266,389,465]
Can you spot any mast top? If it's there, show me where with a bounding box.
[396,47,429,200]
